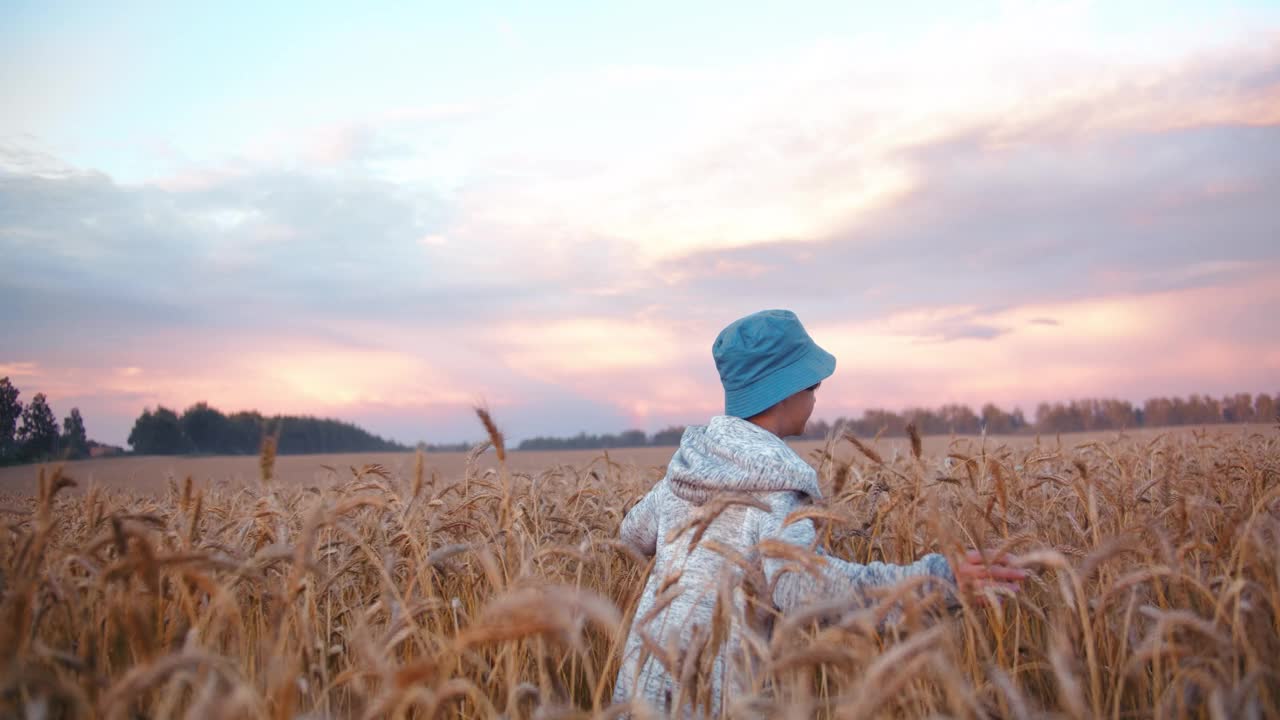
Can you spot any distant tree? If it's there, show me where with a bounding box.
[61,408,89,459]
[1144,397,1172,427]
[980,403,1013,434]
[181,402,231,454]
[1182,394,1220,424]
[420,440,474,453]
[650,426,686,446]
[1255,393,1276,424]
[0,377,21,463]
[936,404,979,434]
[85,440,124,458]
[859,408,907,437]
[1223,393,1254,423]
[226,411,267,454]
[274,414,406,454]
[615,429,648,447]
[903,408,942,436]
[128,407,189,455]
[1036,402,1074,433]
[801,418,831,440]
[1100,399,1137,429]
[18,393,60,461]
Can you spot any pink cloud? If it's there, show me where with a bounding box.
[808,275,1280,414]
[304,124,372,166]
[0,362,39,377]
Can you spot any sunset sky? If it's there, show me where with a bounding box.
[3,1,1279,447]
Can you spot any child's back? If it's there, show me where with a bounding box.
[613,415,954,717]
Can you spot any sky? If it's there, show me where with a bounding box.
[2,1,1279,447]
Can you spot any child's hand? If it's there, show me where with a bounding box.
[954,550,1027,607]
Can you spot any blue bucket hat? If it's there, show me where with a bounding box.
[713,309,837,419]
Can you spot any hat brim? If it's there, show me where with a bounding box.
[724,344,836,419]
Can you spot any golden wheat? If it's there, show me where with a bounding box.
[0,423,1277,718]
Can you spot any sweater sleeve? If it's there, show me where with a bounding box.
[619,484,660,558]
[756,491,957,614]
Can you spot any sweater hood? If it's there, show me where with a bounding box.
[666,415,821,505]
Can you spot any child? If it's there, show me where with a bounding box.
[612,309,1025,718]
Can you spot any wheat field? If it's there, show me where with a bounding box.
[1,422,1277,718]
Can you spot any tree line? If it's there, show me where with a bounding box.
[807,392,1276,439]
[517,426,688,451]
[4,378,1275,463]
[0,377,93,465]
[127,402,416,456]
[516,390,1278,450]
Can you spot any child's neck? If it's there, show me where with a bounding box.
[746,416,786,438]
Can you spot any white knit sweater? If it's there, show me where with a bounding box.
[612,416,956,718]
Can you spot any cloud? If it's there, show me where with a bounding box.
[0,151,473,324]
[807,274,1280,416]
[935,323,1008,342]
[654,121,1280,328]
[414,32,1280,271]
[0,362,39,377]
[494,319,685,375]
